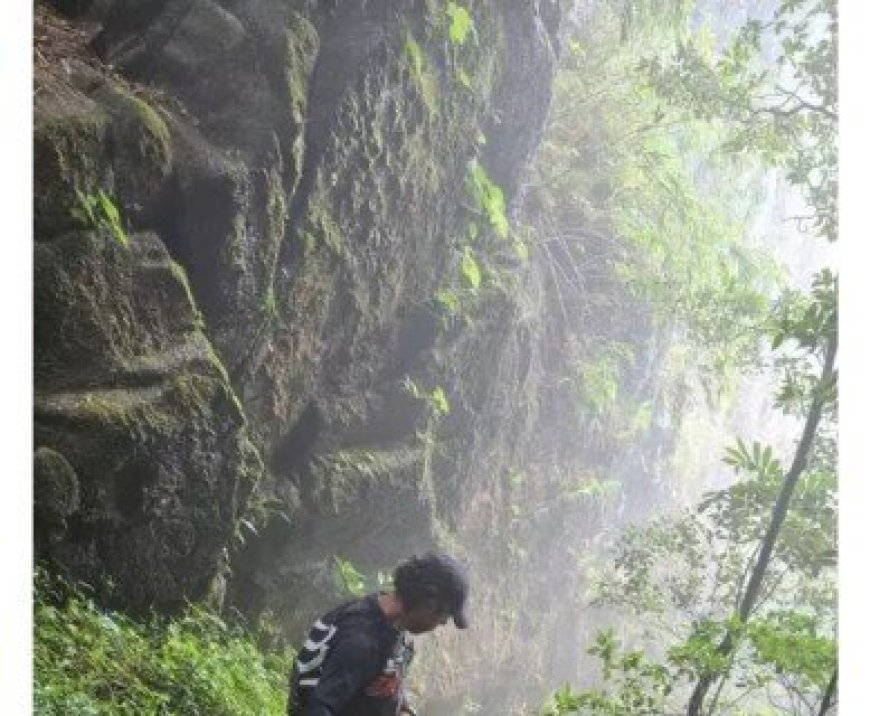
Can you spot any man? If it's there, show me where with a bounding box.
[288,552,470,715]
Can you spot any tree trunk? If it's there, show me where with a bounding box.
[686,336,837,716]
[817,668,837,716]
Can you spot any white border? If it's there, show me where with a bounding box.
[0,0,34,714]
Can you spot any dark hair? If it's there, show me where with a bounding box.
[393,552,469,627]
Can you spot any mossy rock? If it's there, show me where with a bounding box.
[34,69,174,240]
[33,446,81,553]
[284,10,319,184]
[227,445,437,641]
[34,225,262,611]
[92,82,173,206]
[34,98,112,238]
[34,374,262,612]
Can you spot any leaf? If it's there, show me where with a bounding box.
[460,247,482,289]
[446,2,473,46]
[435,289,460,314]
[467,159,510,238]
[334,556,367,597]
[237,519,258,538]
[97,190,120,224]
[430,386,451,415]
[404,35,423,76]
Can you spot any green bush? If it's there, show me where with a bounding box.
[34,567,295,715]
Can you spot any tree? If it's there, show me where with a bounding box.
[539,0,838,713]
[545,299,837,713]
[642,0,837,242]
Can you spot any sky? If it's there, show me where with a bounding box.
[2,1,867,713]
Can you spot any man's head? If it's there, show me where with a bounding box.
[392,552,470,634]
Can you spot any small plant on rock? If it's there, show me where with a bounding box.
[71,188,129,247]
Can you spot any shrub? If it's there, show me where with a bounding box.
[34,567,296,715]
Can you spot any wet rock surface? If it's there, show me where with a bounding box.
[34,0,566,706]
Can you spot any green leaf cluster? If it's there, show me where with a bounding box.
[333,556,393,598]
[71,189,129,248]
[403,376,451,418]
[541,631,674,715]
[536,1,838,713]
[334,555,368,597]
[445,2,474,46]
[642,0,838,241]
[467,158,509,239]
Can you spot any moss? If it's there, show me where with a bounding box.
[170,352,247,428]
[126,93,172,175]
[169,373,218,413]
[44,371,239,440]
[225,213,248,273]
[284,10,319,189]
[403,30,440,116]
[307,191,345,255]
[203,339,231,382]
[266,170,288,251]
[34,110,112,236]
[310,447,425,513]
[34,76,176,242]
[36,388,168,435]
[34,447,81,521]
[94,83,172,176]
[285,12,319,125]
[257,164,288,296]
[262,288,279,320]
[300,231,317,256]
[93,82,174,199]
[169,260,205,330]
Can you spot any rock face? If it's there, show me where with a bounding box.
[34,225,262,610]
[34,0,559,649]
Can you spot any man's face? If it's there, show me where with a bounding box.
[401,604,451,634]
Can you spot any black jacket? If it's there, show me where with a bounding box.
[288,594,414,716]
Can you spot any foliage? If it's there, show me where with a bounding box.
[467,158,510,239]
[581,347,837,706]
[460,245,482,289]
[334,555,368,597]
[540,632,674,715]
[552,326,836,713]
[641,0,838,242]
[333,556,393,598]
[770,269,837,353]
[438,1,478,89]
[564,477,622,502]
[403,376,451,418]
[432,158,515,328]
[34,566,295,716]
[445,2,474,47]
[537,2,839,707]
[531,0,783,412]
[403,31,438,113]
[71,188,129,247]
[571,342,635,415]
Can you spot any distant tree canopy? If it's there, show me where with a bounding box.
[642,0,837,242]
[531,0,786,399]
[539,0,837,713]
